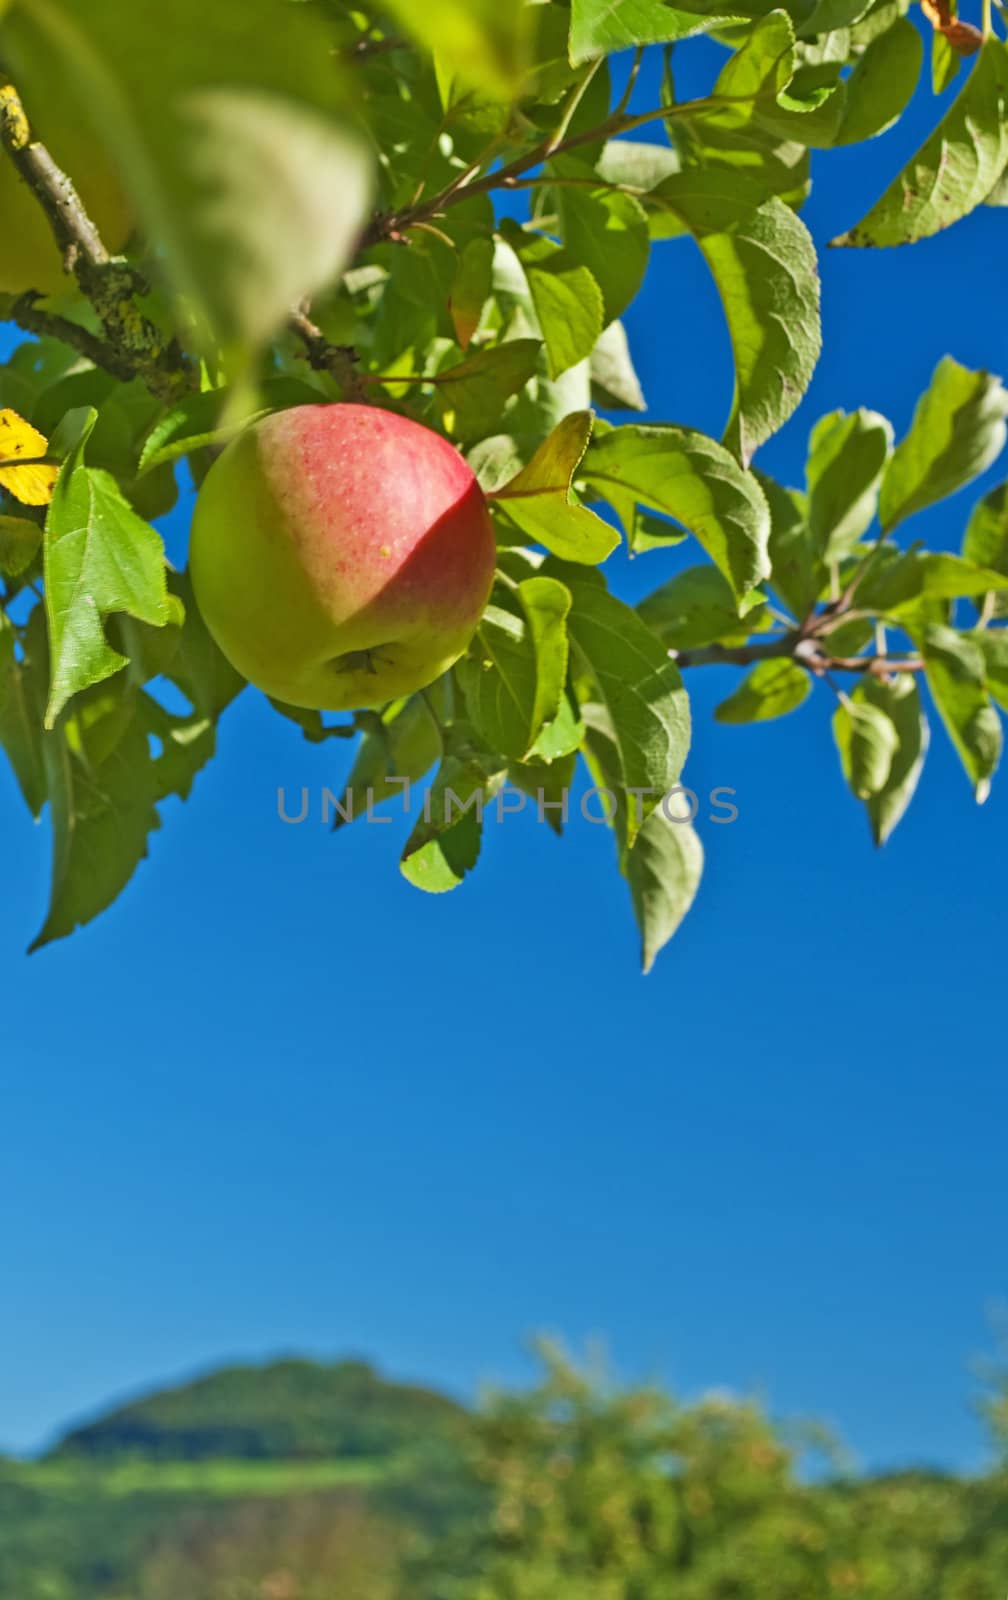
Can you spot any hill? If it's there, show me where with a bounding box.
[52,1357,466,1463]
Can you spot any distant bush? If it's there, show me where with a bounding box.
[454,1346,1008,1600]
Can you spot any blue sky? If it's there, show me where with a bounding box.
[1,30,1006,1473]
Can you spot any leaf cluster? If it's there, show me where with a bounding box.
[2,0,1007,961]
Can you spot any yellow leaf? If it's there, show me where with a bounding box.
[0,409,58,507]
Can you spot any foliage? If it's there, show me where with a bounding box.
[459,1346,1008,1600]
[3,1348,1008,1598]
[1,0,1008,965]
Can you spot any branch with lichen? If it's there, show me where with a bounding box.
[289,303,369,401]
[0,75,192,400]
[9,293,141,384]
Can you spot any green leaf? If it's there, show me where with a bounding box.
[833,695,900,798]
[0,513,42,577]
[108,569,243,803]
[710,9,797,102]
[379,0,530,95]
[963,480,1008,574]
[551,158,651,326]
[137,378,324,474]
[650,173,820,464]
[569,0,724,62]
[584,424,771,598]
[43,419,179,729]
[590,322,647,412]
[492,412,619,564]
[334,696,443,830]
[673,113,810,211]
[400,742,506,893]
[529,692,584,761]
[31,684,161,951]
[879,358,1008,532]
[623,509,689,553]
[805,408,893,558]
[549,566,691,847]
[932,28,963,95]
[434,340,542,444]
[799,0,876,33]
[974,627,1008,713]
[857,550,1008,614]
[0,608,46,817]
[714,657,811,722]
[508,750,578,834]
[167,569,245,723]
[709,10,845,149]
[627,804,704,974]
[458,576,572,759]
[984,166,1008,206]
[450,238,495,350]
[638,565,769,649]
[856,673,930,845]
[758,470,818,618]
[7,0,374,353]
[268,703,356,744]
[595,140,682,193]
[831,38,1008,246]
[850,0,914,48]
[835,17,922,144]
[499,222,605,380]
[580,699,702,969]
[920,622,1002,799]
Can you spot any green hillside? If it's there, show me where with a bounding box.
[53,1357,466,1462]
[1,1358,478,1600]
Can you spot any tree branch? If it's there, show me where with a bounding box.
[0,76,191,400]
[357,88,723,252]
[9,294,140,384]
[289,306,369,401]
[673,634,923,676]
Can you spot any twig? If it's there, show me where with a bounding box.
[10,294,139,385]
[358,88,723,251]
[673,634,924,676]
[614,48,644,117]
[546,58,605,156]
[0,77,190,400]
[289,305,369,401]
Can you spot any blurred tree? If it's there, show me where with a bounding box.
[139,1492,405,1600]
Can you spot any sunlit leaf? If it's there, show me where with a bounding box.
[650,173,821,463]
[43,412,180,727]
[584,424,771,598]
[493,412,618,564]
[548,566,691,847]
[920,622,1002,799]
[715,657,811,722]
[569,0,726,63]
[805,407,893,557]
[458,576,572,759]
[879,358,1008,532]
[832,38,1008,246]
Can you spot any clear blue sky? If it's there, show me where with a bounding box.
[1,32,1005,1473]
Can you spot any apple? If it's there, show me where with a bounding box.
[0,10,132,295]
[189,404,497,712]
